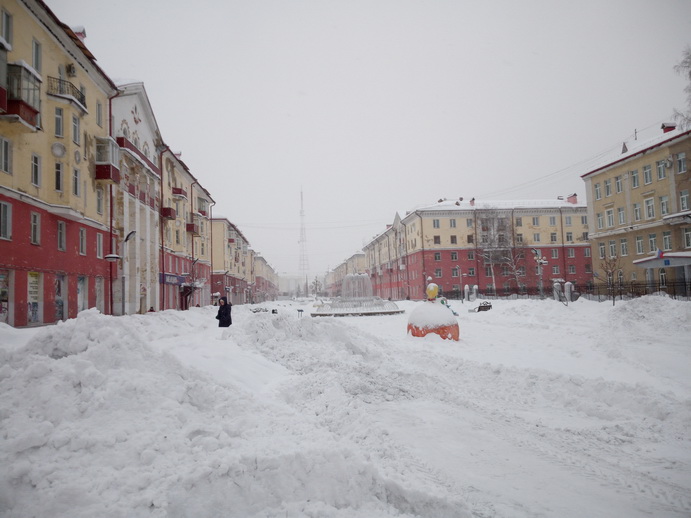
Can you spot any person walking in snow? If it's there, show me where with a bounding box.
[215,296,232,327]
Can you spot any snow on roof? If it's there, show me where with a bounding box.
[581,125,691,178]
[407,197,585,213]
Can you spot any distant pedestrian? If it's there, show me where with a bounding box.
[215,296,232,327]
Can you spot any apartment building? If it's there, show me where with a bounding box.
[210,217,252,305]
[159,148,213,310]
[253,254,278,302]
[0,0,118,325]
[581,123,691,287]
[364,196,591,300]
[109,81,162,314]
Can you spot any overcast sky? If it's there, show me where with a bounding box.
[49,0,690,278]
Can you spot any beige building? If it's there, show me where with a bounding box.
[0,0,118,325]
[211,217,251,304]
[325,251,366,296]
[582,124,691,289]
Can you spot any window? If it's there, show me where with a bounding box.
[633,203,641,221]
[57,221,66,251]
[501,265,510,276]
[565,216,572,226]
[549,216,556,226]
[32,39,41,73]
[648,233,657,253]
[96,187,104,214]
[516,217,522,227]
[449,218,456,228]
[72,169,80,196]
[635,236,644,254]
[467,251,474,260]
[581,215,588,225]
[466,218,473,227]
[596,213,603,229]
[55,107,64,137]
[0,137,12,174]
[97,233,103,258]
[551,249,559,259]
[594,183,601,200]
[517,266,526,276]
[584,247,591,257]
[434,252,441,261]
[533,233,541,242]
[532,216,539,226]
[660,268,667,288]
[617,207,625,225]
[31,154,41,186]
[643,165,652,184]
[644,198,655,219]
[0,201,11,239]
[435,268,442,278]
[567,247,575,258]
[656,160,666,180]
[78,228,86,255]
[485,266,492,277]
[55,162,63,191]
[451,268,459,278]
[1,9,12,45]
[605,209,614,228]
[630,170,639,188]
[432,219,440,229]
[615,175,622,193]
[30,212,40,244]
[97,101,103,127]
[516,233,523,244]
[677,152,687,173]
[684,228,691,248]
[598,242,606,259]
[620,238,628,256]
[662,231,672,251]
[681,190,690,211]
[550,232,557,243]
[467,235,473,244]
[72,115,80,145]
[568,265,576,274]
[552,265,560,275]
[660,195,669,216]
[433,235,440,245]
[604,179,612,197]
[450,235,457,244]
[450,252,458,261]
[609,240,616,257]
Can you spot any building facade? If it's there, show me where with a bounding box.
[0,0,118,326]
[581,123,691,288]
[210,217,253,305]
[363,196,592,300]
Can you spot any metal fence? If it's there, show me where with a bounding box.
[440,280,691,303]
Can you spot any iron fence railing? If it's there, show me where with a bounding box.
[47,76,86,108]
[438,280,691,302]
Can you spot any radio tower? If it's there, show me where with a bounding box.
[298,189,309,296]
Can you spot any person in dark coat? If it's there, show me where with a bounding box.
[215,296,232,327]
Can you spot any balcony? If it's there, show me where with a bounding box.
[95,137,121,184]
[161,207,176,220]
[47,76,86,110]
[186,212,201,235]
[5,64,40,128]
[0,86,6,113]
[172,187,187,199]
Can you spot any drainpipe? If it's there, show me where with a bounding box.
[108,90,121,316]
[209,200,216,305]
[158,145,171,310]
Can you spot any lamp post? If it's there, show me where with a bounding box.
[105,230,136,315]
[532,248,548,299]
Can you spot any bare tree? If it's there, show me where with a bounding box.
[599,255,624,306]
[674,46,691,129]
[477,208,510,295]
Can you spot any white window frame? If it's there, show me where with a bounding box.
[684,228,691,248]
[72,168,80,196]
[620,238,628,257]
[30,212,40,245]
[660,195,669,216]
[97,233,103,258]
[635,236,644,255]
[594,183,601,200]
[31,153,41,187]
[605,209,614,228]
[630,170,639,188]
[633,203,641,221]
[31,38,41,73]
[79,227,87,255]
[648,233,657,253]
[644,198,655,219]
[681,190,689,212]
[615,175,622,193]
[432,219,440,229]
[532,216,539,226]
[1,9,12,46]
[72,115,80,145]
[96,187,104,214]
[55,107,63,137]
[677,152,687,174]
[604,179,612,197]
[662,231,672,251]
[55,162,63,191]
[57,220,66,251]
[617,207,625,225]
[0,201,11,240]
[656,161,666,180]
[643,165,652,185]
[0,136,12,174]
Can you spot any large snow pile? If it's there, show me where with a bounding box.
[1,297,690,517]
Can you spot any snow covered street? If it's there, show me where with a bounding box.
[1,297,690,517]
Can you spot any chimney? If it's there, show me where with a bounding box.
[72,26,87,42]
[661,122,677,134]
[567,193,578,204]
[469,197,475,207]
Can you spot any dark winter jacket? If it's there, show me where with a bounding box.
[216,297,232,327]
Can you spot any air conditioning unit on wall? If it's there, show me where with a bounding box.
[66,63,77,77]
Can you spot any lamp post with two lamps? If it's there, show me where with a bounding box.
[105,230,137,315]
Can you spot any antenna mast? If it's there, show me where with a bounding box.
[298,189,309,292]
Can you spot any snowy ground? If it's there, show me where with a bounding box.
[1,296,690,518]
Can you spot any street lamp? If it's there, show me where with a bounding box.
[105,230,136,315]
[532,248,548,298]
